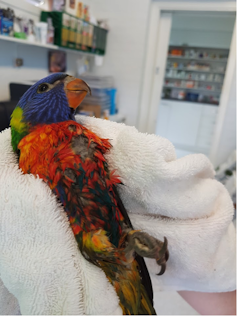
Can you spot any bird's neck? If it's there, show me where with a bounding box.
[10,106,30,153]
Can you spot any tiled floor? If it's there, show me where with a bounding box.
[153,290,199,315]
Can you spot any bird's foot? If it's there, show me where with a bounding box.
[125,230,169,275]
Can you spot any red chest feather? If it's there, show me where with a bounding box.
[18,121,117,188]
[18,120,123,238]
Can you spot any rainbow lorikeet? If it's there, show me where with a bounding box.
[10,73,169,315]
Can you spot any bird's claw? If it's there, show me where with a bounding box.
[126,231,169,276]
[156,237,169,275]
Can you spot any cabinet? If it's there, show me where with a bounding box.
[156,100,218,156]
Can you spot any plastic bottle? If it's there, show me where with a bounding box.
[103,109,109,120]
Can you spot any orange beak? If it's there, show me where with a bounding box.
[65,77,91,110]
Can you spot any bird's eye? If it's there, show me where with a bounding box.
[38,83,49,93]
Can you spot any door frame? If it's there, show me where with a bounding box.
[137,0,236,163]
[209,21,236,165]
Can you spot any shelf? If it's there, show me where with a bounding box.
[169,45,229,50]
[0,34,95,56]
[168,55,228,63]
[162,98,219,106]
[166,67,225,75]
[165,77,223,84]
[163,85,221,94]
[0,34,58,48]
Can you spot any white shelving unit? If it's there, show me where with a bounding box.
[166,68,225,75]
[163,45,229,105]
[163,86,221,94]
[0,34,93,56]
[157,45,230,157]
[167,55,228,63]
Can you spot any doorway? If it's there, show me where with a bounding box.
[138,5,236,166]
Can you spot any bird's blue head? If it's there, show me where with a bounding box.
[10,72,90,152]
[16,72,90,125]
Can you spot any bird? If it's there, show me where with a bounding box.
[10,73,169,315]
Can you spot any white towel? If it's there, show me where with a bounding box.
[0,116,235,315]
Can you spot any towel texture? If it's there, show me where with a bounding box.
[0,115,235,315]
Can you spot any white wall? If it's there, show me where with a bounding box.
[87,0,151,126]
[170,13,235,48]
[0,41,84,101]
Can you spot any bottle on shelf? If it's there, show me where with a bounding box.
[103,109,109,120]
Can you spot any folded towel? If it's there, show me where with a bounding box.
[0,127,121,315]
[0,116,235,315]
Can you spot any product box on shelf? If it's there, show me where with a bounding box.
[81,21,88,50]
[62,12,70,46]
[87,24,93,48]
[65,0,77,16]
[76,2,83,19]
[68,16,77,48]
[75,19,83,49]
[0,8,14,36]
